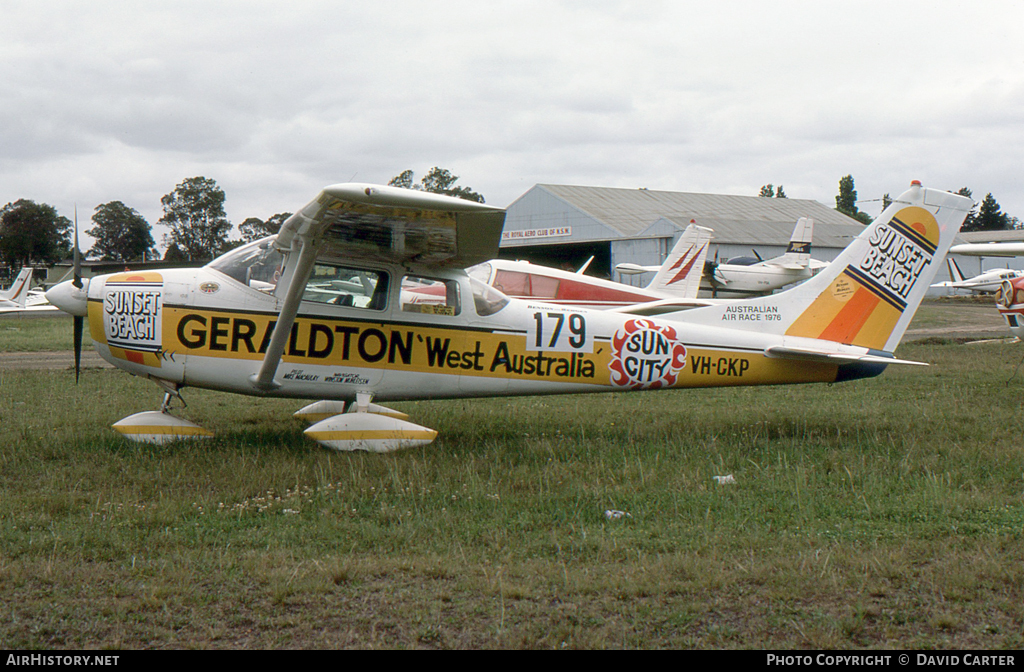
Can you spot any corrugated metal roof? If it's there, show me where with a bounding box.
[534,184,862,237]
[511,184,865,248]
[958,229,1024,243]
[657,215,865,248]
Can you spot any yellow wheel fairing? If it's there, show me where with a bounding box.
[112,410,214,445]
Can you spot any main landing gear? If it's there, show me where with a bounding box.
[296,392,438,453]
[111,383,437,453]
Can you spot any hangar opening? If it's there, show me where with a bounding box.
[499,184,867,290]
[497,241,612,279]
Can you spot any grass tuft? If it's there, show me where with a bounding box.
[1,335,1024,647]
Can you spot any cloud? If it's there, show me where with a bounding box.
[2,0,1024,250]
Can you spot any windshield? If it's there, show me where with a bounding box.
[206,236,285,290]
[466,261,492,285]
[470,277,509,317]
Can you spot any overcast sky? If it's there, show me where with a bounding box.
[2,1,1023,251]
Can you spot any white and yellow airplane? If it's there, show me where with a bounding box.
[46,181,972,451]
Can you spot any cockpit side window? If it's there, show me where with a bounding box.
[302,263,389,310]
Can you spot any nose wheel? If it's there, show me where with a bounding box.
[112,379,213,444]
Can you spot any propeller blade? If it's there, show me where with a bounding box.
[72,206,83,383]
[72,206,82,289]
[73,316,83,384]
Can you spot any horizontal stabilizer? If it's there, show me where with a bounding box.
[763,345,927,366]
[609,297,716,316]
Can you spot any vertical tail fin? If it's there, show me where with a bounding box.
[0,267,34,306]
[776,217,814,268]
[681,182,974,353]
[644,223,713,298]
[947,257,965,284]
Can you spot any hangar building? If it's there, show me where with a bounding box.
[498,184,867,286]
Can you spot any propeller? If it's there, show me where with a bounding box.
[72,207,83,383]
[704,249,724,297]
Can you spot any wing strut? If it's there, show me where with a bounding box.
[250,237,320,391]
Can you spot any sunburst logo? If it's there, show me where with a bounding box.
[609,319,687,389]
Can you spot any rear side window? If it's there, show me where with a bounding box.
[401,275,461,316]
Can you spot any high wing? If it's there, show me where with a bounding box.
[275,183,505,268]
[252,183,506,390]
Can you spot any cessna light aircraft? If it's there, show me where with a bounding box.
[463,222,712,309]
[704,217,829,295]
[46,181,972,451]
[930,258,1023,294]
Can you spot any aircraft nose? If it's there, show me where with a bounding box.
[45,278,90,317]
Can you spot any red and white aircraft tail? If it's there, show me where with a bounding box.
[645,223,713,298]
[615,223,712,299]
[0,267,34,307]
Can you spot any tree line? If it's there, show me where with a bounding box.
[760,175,1019,232]
[0,168,483,270]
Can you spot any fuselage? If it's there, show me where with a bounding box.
[940,269,1023,294]
[81,261,857,404]
[707,262,818,293]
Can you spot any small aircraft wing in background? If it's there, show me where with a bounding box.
[950,242,1024,257]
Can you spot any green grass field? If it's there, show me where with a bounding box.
[0,313,74,352]
[1,333,1023,649]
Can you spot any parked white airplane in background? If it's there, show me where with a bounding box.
[45,181,971,452]
[0,267,58,314]
[704,217,829,295]
[463,222,713,309]
[0,267,34,304]
[930,258,1023,293]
